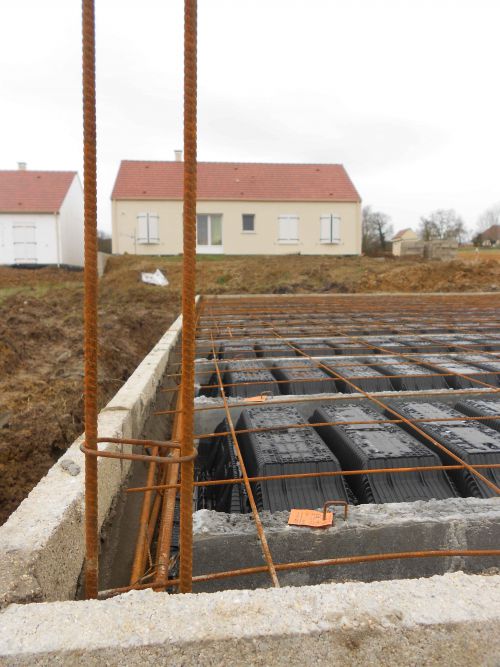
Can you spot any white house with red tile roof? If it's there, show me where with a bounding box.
[111,160,362,256]
[0,166,83,266]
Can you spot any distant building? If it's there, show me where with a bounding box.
[391,228,419,256]
[0,165,83,266]
[111,159,362,256]
[478,225,500,246]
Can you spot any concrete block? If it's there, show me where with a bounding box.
[0,317,183,607]
[0,572,499,665]
[192,498,500,592]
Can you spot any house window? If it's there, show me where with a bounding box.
[320,214,341,244]
[197,214,223,252]
[136,213,160,244]
[278,215,299,243]
[242,214,255,232]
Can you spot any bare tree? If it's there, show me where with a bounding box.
[362,206,393,255]
[477,203,500,233]
[418,209,466,243]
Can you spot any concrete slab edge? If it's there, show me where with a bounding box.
[0,572,499,666]
[0,314,183,608]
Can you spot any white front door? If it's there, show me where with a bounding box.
[12,224,37,263]
[196,214,223,253]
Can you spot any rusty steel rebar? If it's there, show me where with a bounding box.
[82,0,98,600]
[98,548,500,598]
[126,462,500,495]
[178,0,198,594]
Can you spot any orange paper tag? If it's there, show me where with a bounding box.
[288,509,333,529]
[243,395,270,403]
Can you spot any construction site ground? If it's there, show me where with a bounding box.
[2,252,500,525]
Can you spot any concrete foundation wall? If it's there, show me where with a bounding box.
[1,572,499,666]
[192,498,500,591]
[0,314,182,608]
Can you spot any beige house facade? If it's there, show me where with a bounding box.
[391,228,419,256]
[111,161,362,256]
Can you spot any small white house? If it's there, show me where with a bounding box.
[0,165,84,267]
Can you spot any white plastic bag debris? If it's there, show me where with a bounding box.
[141,269,169,287]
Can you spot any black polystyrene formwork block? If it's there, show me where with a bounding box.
[271,358,337,395]
[219,343,257,360]
[321,357,393,394]
[292,341,336,357]
[454,398,500,433]
[387,400,500,498]
[311,404,457,504]
[254,341,294,358]
[454,354,500,374]
[483,339,500,351]
[363,337,413,355]
[414,355,499,390]
[399,338,452,354]
[224,360,280,398]
[197,419,247,513]
[368,356,449,392]
[236,406,351,512]
[325,338,374,356]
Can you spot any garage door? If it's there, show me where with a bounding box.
[12,224,37,263]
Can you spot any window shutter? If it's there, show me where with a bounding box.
[320,215,331,242]
[148,214,160,243]
[279,215,299,241]
[137,213,148,244]
[331,216,341,243]
[320,215,341,243]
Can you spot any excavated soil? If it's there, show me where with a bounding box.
[1,253,500,524]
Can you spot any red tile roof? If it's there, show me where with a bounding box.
[480,225,500,241]
[391,227,414,241]
[0,171,76,213]
[111,161,361,202]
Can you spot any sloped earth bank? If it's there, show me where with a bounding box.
[1,254,500,524]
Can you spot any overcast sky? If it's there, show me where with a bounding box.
[1,0,499,235]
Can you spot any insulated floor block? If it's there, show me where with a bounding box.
[414,355,499,390]
[236,406,351,512]
[291,341,336,357]
[254,342,294,358]
[311,404,457,503]
[197,419,247,514]
[219,343,257,360]
[427,335,494,353]
[363,337,413,355]
[369,356,449,392]
[271,358,338,395]
[454,398,500,434]
[399,338,452,354]
[387,400,500,498]
[454,354,500,373]
[325,338,374,356]
[223,360,280,399]
[321,358,394,394]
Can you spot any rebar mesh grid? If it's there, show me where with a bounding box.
[105,293,500,597]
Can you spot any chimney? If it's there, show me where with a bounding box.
[174,150,183,162]
[17,162,27,171]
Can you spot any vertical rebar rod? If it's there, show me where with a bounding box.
[82,0,98,599]
[179,0,198,593]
